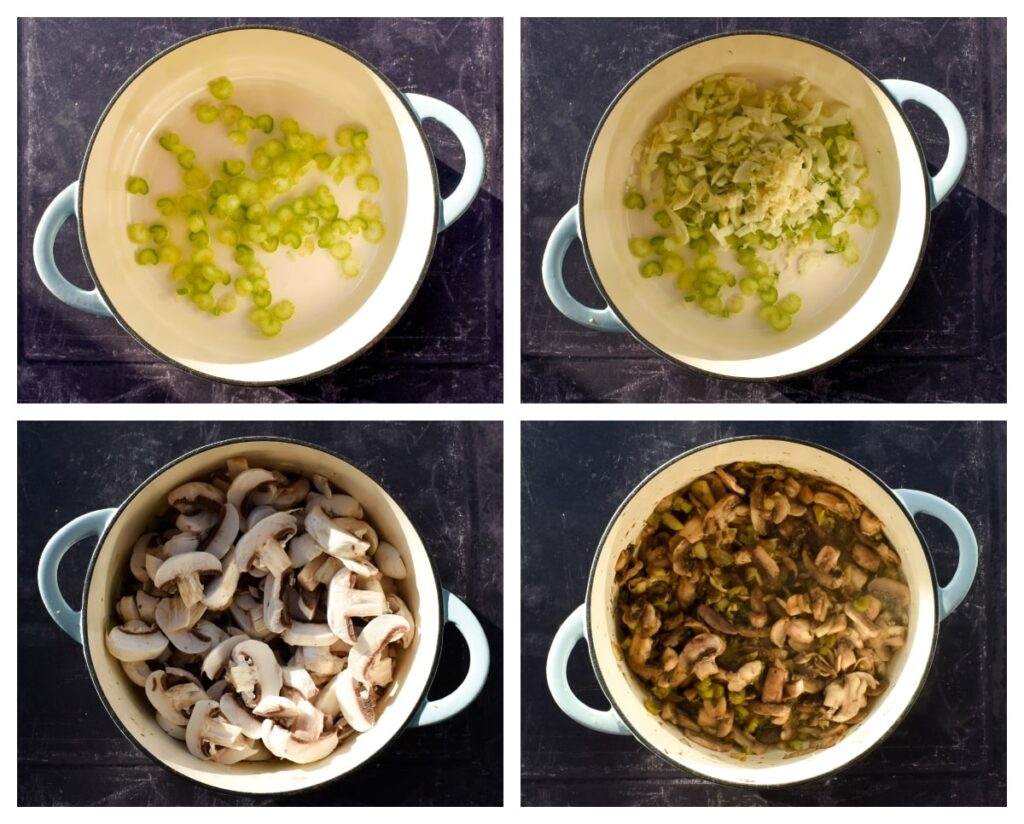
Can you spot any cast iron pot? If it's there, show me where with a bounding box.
[542,32,968,379]
[37,437,490,796]
[32,26,485,385]
[546,436,978,787]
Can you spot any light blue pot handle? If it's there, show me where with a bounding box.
[894,489,978,620]
[38,508,117,644]
[405,93,485,232]
[32,182,112,317]
[882,79,968,209]
[409,590,490,727]
[543,206,628,333]
[546,604,629,735]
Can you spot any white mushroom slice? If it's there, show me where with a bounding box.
[202,634,251,680]
[263,574,288,634]
[243,742,276,761]
[176,509,220,535]
[288,533,323,569]
[135,591,161,623]
[282,665,319,700]
[213,737,261,764]
[106,622,169,662]
[375,542,407,579]
[261,719,339,764]
[156,711,187,741]
[336,669,374,732]
[386,595,416,649]
[153,552,222,609]
[339,556,380,578]
[823,672,879,723]
[227,468,277,514]
[199,503,240,560]
[226,640,283,708]
[253,695,301,719]
[117,595,142,623]
[120,659,153,686]
[235,512,296,578]
[327,570,387,645]
[305,507,373,557]
[163,533,200,557]
[299,646,344,677]
[292,698,326,740]
[305,491,363,519]
[168,482,226,514]
[246,504,278,532]
[206,679,230,701]
[202,546,241,611]
[165,618,227,656]
[144,554,164,585]
[283,622,336,647]
[311,475,333,498]
[365,655,394,687]
[186,699,246,760]
[348,614,412,685]
[285,583,318,622]
[130,534,162,583]
[219,692,264,738]
[272,477,311,509]
[146,667,207,726]
[226,457,249,478]
[313,672,342,719]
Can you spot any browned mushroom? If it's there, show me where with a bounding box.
[681,633,726,680]
[851,543,882,572]
[868,577,911,611]
[761,664,787,703]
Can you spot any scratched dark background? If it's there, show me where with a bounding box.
[521,421,1005,805]
[521,18,1006,402]
[18,18,502,402]
[18,421,503,805]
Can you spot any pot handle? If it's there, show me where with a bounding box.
[546,604,629,734]
[409,590,490,727]
[543,206,627,333]
[405,93,485,232]
[894,489,978,620]
[38,508,117,644]
[881,79,968,209]
[33,182,112,317]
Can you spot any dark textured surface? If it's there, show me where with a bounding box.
[18,18,502,403]
[521,422,1005,805]
[521,18,1006,403]
[18,422,502,805]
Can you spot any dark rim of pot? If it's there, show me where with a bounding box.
[76,24,441,387]
[577,30,946,382]
[79,435,446,798]
[583,434,941,788]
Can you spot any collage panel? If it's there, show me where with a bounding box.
[521,18,1006,402]
[18,421,502,804]
[18,17,502,403]
[522,421,1004,804]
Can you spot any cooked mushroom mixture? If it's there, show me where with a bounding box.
[615,463,909,756]
[105,458,416,765]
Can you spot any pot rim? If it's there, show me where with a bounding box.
[577,29,935,382]
[79,434,446,797]
[583,434,941,788]
[76,24,441,387]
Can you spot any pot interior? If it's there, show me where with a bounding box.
[84,439,442,794]
[582,34,928,378]
[80,28,436,383]
[589,438,937,786]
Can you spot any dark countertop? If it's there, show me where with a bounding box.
[521,421,1005,805]
[18,18,503,403]
[18,421,503,805]
[521,18,1006,403]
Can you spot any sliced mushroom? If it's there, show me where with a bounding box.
[146,667,207,726]
[725,660,763,693]
[761,665,788,703]
[851,543,882,572]
[155,595,205,635]
[868,577,911,610]
[153,552,222,609]
[348,614,412,685]
[843,602,880,639]
[261,718,339,764]
[202,635,250,680]
[335,669,374,732]
[226,640,282,708]
[386,595,416,649]
[823,672,878,723]
[751,545,780,584]
[235,512,296,578]
[374,542,407,579]
[165,618,227,656]
[199,503,240,560]
[156,710,188,741]
[282,665,319,700]
[227,468,277,515]
[106,620,169,662]
[164,533,200,557]
[130,534,162,584]
[287,533,323,569]
[202,546,241,610]
[680,632,726,681]
[282,622,336,647]
[326,569,388,645]
[219,692,264,738]
[168,482,226,514]
[305,490,363,520]
[186,699,247,760]
[262,574,288,634]
[121,659,153,686]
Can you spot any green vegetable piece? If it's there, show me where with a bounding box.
[778,293,802,315]
[195,104,219,124]
[759,286,778,306]
[280,117,299,135]
[127,223,148,244]
[739,276,758,296]
[256,114,274,134]
[628,237,653,258]
[691,542,708,560]
[271,300,295,321]
[725,294,745,314]
[125,176,149,195]
[183,167,210,189]
[148,224,168,244]
[135,248,158,265]
[220,104,243,126]
[342,258,361,278]
[623,191,646,210]
[158,244,182,264]
[694,252,717,271]
[351,130,369,150]
[158,133,180,151]
[177,150,196,170]
[223,159,246,177]
[662,253,685,275]
[208,77,234,100]
[156,197,176,216]
[661,512,685,531]
[356,174,380,193]
[234,245,255,265]
[640,261,663,278]
[364,220,385,244]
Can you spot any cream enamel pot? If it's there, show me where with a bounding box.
[37,438,489,796]
[546,436,978,787]
[32,27,485,385]
[542,32,969,379]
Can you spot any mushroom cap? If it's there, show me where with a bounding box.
[201,546,241,611]
[228,639,283,707]
[235,512,297,574]
[261,719,340,764]
[120,659,153,686]
[282,622,336,647]
[146,667,207,725]
[106,623,169,662]
[304,491,363,520]
[185,698,244,760]
[374,542,407,579]
[219,692,264,738]
[227,468,277,513]
[867,576,911,610]
[305,507,371,557]
[167,482,226,514]
[164,533,200,556]
[200,503,240,560]
[287,533,323,569]
[386,594,417,649]
[153,552,222,592]
[348,614,412,685]
[335,669,375,732]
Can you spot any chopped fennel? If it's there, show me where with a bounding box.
[624,74,878,331]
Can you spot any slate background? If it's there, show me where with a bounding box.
[521,421,1006,805]
[521,18,1006,402]
[18,421,503,805]
[18,18,503,403]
